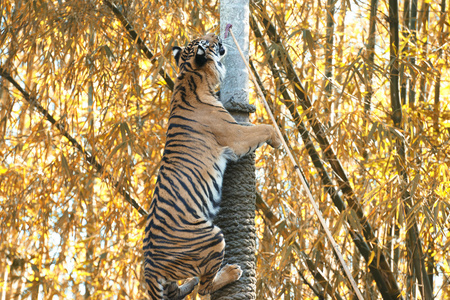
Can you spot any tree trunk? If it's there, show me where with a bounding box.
[212,0,256,299]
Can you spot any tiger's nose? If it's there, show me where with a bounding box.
[217,37,226,56]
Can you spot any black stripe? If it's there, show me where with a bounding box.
[168,115,199,123]
[167,123,201,134]
[160,170,201,211]
[159,172,200,217]
[163,149,205,168]
[164,165,206,210]
[188,76,197,91]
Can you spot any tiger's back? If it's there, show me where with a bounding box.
[143,33,281,299]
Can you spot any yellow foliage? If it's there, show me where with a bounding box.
[0,0,449,299]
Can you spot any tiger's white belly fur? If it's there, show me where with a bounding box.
[205,147,237,219]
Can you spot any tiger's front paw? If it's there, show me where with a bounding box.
[268,131,282,149]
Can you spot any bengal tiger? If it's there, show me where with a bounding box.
[143,32,281,299]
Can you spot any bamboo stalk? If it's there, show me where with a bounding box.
[324,0,335,124]
[388,0,433,298]
[400,0,410,106]
[408,0,418,106]
[364,0,379,113]
[389,0,401,127]
[433,0,446,134]
[418,1,430,103]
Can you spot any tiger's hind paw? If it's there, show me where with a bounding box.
[198,264,242,295]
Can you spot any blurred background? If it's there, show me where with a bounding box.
[0,0,449,299]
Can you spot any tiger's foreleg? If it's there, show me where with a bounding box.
[224,123,282,158]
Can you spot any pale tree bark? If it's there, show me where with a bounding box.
[212,0,256,299]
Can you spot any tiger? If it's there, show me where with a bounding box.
[143,32,281,299]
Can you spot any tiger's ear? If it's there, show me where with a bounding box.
[172,46,182,66]
[195,44,208,67]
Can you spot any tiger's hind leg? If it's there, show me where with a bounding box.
[198,264,242,295]
[164,278,199,300]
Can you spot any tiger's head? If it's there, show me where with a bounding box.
[172,33,226,83]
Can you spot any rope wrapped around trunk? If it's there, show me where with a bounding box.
[211,151,257,300]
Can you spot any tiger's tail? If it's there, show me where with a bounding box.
[145,265,199,300]
[144,271,164,299]
[164,278,199,300]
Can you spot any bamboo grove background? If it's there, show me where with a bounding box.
[0,0,449,299]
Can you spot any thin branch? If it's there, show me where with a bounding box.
[0,66,148,217]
